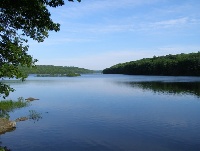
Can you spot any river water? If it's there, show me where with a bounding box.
[1,74,200,151]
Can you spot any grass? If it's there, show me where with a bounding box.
[0,97,29,119]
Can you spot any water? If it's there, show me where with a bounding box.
[1,74,200,151]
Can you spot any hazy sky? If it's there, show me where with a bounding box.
[29,0,200,70]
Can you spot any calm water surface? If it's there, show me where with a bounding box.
[1,74,200,151]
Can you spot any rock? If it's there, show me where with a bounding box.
[9,121,16,128]
[0,118,16,134]
[15,117,28,122]
[25,97,39,101]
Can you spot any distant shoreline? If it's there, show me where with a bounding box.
[103,52,200,76]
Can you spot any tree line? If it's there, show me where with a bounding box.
[103,52,200,76]
[19,65,94,76]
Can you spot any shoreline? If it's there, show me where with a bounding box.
[0,118,16,135]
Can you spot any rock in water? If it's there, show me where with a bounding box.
[0,118,16,134]
[25,97,39,101]
[15,117,29,122]
[9,121,16,128]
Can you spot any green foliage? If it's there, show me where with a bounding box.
[19,65,93,75]
[0,97,28,119]
[66,72,81,77]
[0,0,81,98]
[103,52,200,76]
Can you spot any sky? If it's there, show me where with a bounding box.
[29,0,200,70]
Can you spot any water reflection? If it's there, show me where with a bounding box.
[0,136,12,151]
[0,109,42,150]
[0,145,11,151]
[126,81,200,97]
[1,75,200,151]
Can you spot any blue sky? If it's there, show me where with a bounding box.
[29,0,200,70]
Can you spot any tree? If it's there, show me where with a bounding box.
[0,0,81,98]
[103,52,200,76]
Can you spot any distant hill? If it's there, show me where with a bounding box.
[103,52,200,76]
[19,65,94,76]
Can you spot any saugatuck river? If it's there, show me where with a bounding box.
[1,74,200,151]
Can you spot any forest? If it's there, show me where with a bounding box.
[19,65,94,77]
[103,52,200,76]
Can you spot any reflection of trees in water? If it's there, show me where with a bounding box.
[128,82,200,97]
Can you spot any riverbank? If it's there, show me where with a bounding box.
[0,98,29,134]
[0,118,16,134]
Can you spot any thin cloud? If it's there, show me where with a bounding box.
[50,0,200,36]
[157,45,200,53]
[59,17,192,35]
[151,17,188,29]
[29,37,95,46]
[52,0,162,19]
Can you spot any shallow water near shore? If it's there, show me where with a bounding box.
[1,74,200,151]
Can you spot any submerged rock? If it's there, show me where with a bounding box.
[15,117,29,122]
[25,97,39,101]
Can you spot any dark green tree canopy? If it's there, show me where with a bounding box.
[0,0,81,98]
[103,52,200,76]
